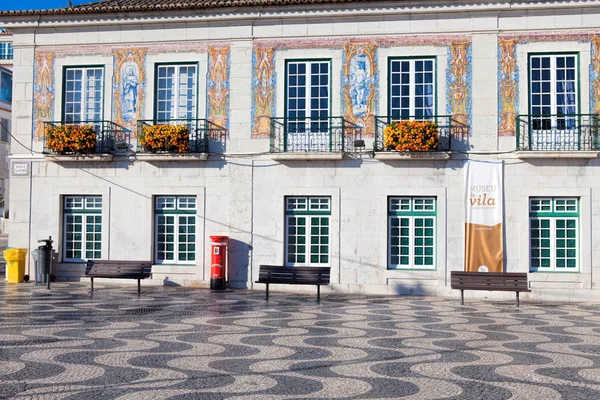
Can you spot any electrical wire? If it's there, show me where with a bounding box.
[0,118,44,154]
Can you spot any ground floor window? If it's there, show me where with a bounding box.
[155,196,196,264]
[285,196,330,266]
[530,197,579,272]
[63,195,102,262]
[388,197,436,269]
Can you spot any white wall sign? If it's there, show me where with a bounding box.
[11,161,30,177]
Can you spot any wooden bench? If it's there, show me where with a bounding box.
[451,271,531,307]
[256,265,331,301]
[86,260,152,294]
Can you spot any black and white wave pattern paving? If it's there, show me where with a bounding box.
[2,283,600,399]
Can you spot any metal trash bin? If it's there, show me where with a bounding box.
[38,237,54,289]
[32,249,47,284]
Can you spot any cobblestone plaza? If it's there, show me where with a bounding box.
[2,283,600,399]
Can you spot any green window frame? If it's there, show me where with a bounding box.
[388,57,436,119]
[284,59,332,152]
[63,195,102,262]
[388,197,436,270]
[529,197,579,272]
[62,66,104,124]
[154,196,196,264]
[154,63,198,121]
[285,196,331,266]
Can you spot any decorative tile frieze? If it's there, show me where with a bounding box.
[251,35,472,139]
[32,42,231,142]
[498,31,600,137]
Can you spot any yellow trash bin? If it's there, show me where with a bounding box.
[4,248,28,283]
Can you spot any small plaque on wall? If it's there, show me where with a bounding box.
[11,161,30,177]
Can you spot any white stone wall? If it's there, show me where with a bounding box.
[2,1,600,300]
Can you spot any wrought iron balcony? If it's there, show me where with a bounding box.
[374,115,453,152]
[137,119,226,154]
[43,120,130,155]
[270,116,363,153]
[516,114,600,151]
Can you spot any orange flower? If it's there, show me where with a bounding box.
[45,124,96,154]
[383,120,439,152]
[140,124,190,153]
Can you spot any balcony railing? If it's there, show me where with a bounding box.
[516,114,600,151]
[137,119,226,154]
[374,115,452,152]
[43,120,130,155]
[270,116,363,153]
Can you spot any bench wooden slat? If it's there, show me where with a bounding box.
[256,265,330,301]
[86,260,153,294]
[450,271,530,307]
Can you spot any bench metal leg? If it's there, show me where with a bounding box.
[516,292,520,308]
[461,290,464,306]
[265,283,269,300]
[138,279,141,295]
[317,285,321,302]
[91,277,94,292]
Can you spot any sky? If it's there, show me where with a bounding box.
[0,0,94,11]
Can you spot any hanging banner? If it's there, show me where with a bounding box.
[464,160,504,272]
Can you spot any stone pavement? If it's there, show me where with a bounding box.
[1,283,600,399]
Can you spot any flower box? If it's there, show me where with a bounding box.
[45,124,97,154]
[139,124,190,153]
[383,120,439,152]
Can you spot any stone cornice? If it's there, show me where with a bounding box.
[2,1,600,29]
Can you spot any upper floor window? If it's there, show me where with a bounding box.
[63,67,104,123]
[155,64,197,121]
[0,70,11,104]
[285,60,331,151]
[0,43,12,60]
[529,54,578,128]
[389,58,435,118]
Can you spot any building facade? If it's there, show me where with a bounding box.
[0,30,12,219]
[1,0,600,301]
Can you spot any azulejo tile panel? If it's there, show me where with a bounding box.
[252,46,276,138]
[592,37,600,115]
[447,41,472,129]
[32,42,230,142]
[33,52,55,141]
[207,45,231,131]
[251,35,472,138]
[341,43,378,137]
[112,48,147,136]
[497,32,600,137]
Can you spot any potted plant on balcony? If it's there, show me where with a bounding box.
[45,124,97,154]
[139,124,190,153]
[383,120,439,151]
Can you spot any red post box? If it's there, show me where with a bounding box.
[210,235,228,290]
